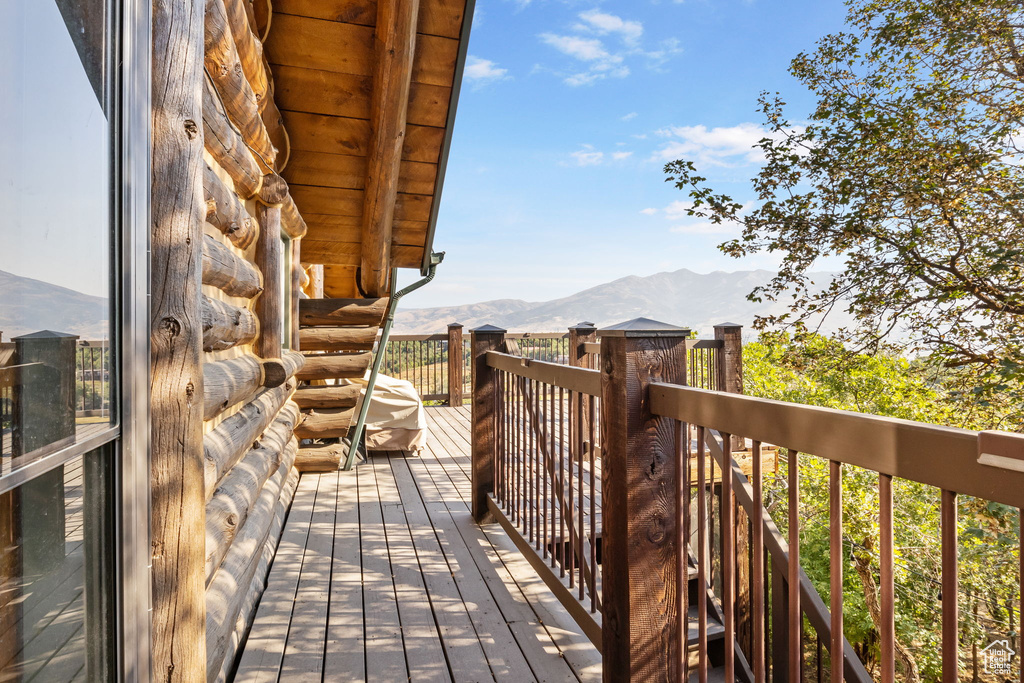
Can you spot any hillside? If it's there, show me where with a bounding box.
[394,268,853,336]
[0,270,109,341]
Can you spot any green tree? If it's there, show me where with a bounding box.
[746,333,1020,680]
[665,0,1024,417]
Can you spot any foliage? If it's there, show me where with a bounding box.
[746,333,1020,679]
[665,0,1024,411]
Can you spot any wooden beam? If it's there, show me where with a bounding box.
[254,204,283,358]
[203,76,262,198]
[151,0,207,676]
[281,195,308,239]
[299,297,388,326]
[205,443,298,679]
[222,0,270,110]
[202,77,287,203]
[204,164,259,250]
[294,407,357,439]
[291,241,302,349]
[203,383,295,497]
[203,354,265,420]
[201,295,259,352]
[362,0,419,298]
[261,350,305,388]
[299,326,376,351]
[294,444,346,472]
[204,0,277,169]
[307,264,325,299]
[205,406,298,582]
[292,384,362,409]
[202,234,264,299]
[294,352,373,382]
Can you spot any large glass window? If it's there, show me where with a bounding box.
[0,1,119,680]
[0,0,115,471]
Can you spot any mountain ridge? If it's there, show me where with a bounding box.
[0,270,109,341]
[394,267,850,336]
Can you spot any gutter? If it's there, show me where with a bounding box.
[345,252,445,470]
[420,0,477,275]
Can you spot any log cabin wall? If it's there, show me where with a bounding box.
[152,0,311,680]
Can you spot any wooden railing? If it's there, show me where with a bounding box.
[471,321,1024,682]
[385,326,576,404]
[388,322,737,405]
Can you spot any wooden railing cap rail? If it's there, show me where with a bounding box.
[485,351,601,397]
[650,382,1024,507]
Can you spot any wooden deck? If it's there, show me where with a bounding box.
[234,405,601,682]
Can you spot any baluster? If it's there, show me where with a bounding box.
[941,489,958,683]
[564,386,573,585]
[722,432,736,683]
[589,395,597,613]
[752,440,766,683]
[788,449,801,679]
[830,460,843,683]
[697,426,709,683]
[880,473,894,683]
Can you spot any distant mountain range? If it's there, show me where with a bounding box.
[394,268,855,337]
[0,270,109,341]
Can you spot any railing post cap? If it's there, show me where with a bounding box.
[448,322,464,329]
[11,330,80,340]
[470,324,507,335]
[713,322,744,330]
[569,321,597,331]
[598,317,690,338]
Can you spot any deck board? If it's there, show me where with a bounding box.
[234,405,599,682]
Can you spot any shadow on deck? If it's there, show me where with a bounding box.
[233,406,601,682]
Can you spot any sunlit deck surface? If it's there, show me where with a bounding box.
[234,406,601,682]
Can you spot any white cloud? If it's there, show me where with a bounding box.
[538,11,679,87]
[575,10,643,46]
[657,199,754,235]
[612,151,633,160]
[570,144,604,166]
[663,200,694,221]
[621,112,638,121]
[650,122,803,166]
[464,56,509,87]
[540,34,615,63]
[640,207,658,215]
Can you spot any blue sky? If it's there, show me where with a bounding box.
[399,0,849,308]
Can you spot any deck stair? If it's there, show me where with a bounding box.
[685,553,755,682]
[294,297,387,466]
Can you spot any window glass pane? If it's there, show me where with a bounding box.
[0,0,113,471]
[0,448,116,680]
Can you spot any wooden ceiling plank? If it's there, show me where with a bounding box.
[266,14,458,88]
[273,64,450,128]
[289,185,365,217]
[283,111,442,163]
[270,0,466,39]
[284,150,437,195]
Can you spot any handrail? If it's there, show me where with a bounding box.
[648,382,1024,507]
[703,428,873,683]
[485,351,601,397]
[391,331,570,342]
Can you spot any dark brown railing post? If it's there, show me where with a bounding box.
[600,318,690,682]
[447,322,464,406]
[471,324,505,522]
[568,321,597,368]
[715,323,744,453]
[569,322,597,463]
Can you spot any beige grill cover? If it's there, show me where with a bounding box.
[340,372,427,452]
